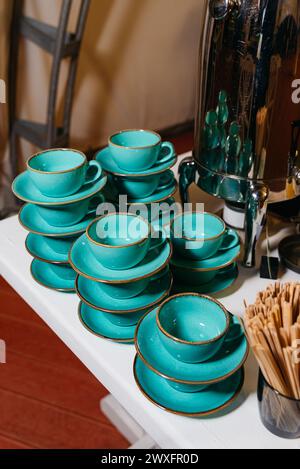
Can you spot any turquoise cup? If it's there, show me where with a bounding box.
[171,212,239,260]
[27,148,102,197]
[108,129,175,172]
[113,170,174,198]
[35,193,105,227]
[86,213,151,270]
[156,294,230,363]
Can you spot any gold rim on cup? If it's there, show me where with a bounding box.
[170,210,226,242]
[27,148,87,175]
[108,129,162,150]
[134,306,249,386]
[156,293,230,345]
[86,212,151,249]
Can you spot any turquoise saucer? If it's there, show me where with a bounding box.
[78,302,135,343]
[12,171,107,206]
[25,233,77,264]
[30,258,76,292]
[69,233,172,283]
[134,355,244,416]
[19,204,96,237]
[172,263,238,295]
[171,243,240,271]
[95,146,177,177]
[135,307,248,385]
[76,268,172,312]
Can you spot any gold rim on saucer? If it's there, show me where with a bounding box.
[133,354,245,417]
[170,247,241,273]
[78,302,134,343]
[25,235,70,265]
[134,307,249,386]
[30,260,76,293]
[68,239,173,285]
[95,152,177,177]
[75,271,173,313]
[12,174,107,206]
[18,206,90,238]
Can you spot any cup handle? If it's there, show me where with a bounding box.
[157,170,174,191]
[87,193,105,215]
[83,161,102,187]
[157,142,175,164]
[148,229,167,252]
[218,228,239,251]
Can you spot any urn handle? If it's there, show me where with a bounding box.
[209,0,241,21]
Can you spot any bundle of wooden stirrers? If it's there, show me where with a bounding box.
[243,282,300,400]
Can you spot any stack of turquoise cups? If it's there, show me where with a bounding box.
[134,293,249,416]
[95,129,178,227]
[12,148,106,292]
[169,211,241,295]
[70,212,173,343]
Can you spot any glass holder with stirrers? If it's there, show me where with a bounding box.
[242,282,300,439]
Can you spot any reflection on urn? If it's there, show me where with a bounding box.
[180,0,300,267]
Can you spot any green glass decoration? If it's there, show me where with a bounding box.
[202,110,220,150]
[216,90,229,148]
[225,121,241,174]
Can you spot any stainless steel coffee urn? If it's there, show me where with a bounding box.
[179,0,300,267]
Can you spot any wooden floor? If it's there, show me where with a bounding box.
[0,132,193,449]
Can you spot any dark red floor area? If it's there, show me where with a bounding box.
[0,132,193,449]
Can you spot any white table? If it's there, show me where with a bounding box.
[1,159,300,449]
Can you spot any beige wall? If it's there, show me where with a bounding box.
[1,0,205,213]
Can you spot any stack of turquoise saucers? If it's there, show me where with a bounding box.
[95,129,177,206]
[134,293,248,416]
[70,212,173,343]
[169,212,240,295]
[12,148,106,292]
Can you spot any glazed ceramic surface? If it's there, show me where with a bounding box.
[26,233,78,263]
[31,258,76,291]
[156,294,230,363]
[98,277,149,299]
[136,307,248,385]
[69,233,171,283]
[78,302,135,342]
[95,146,176,176]
[171,212,239,260]
[107,171,177,205]
[35,193,104,227]
[172,263,238,295]
[76,268,172,312]
[171,243,240,272]
[134,355,244,416]
[108,129,175,172]
[113,170,175,199]
[27,149,102,197]
[86,213,151,270]
[12,171,107,206]
[19,203,97,237]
